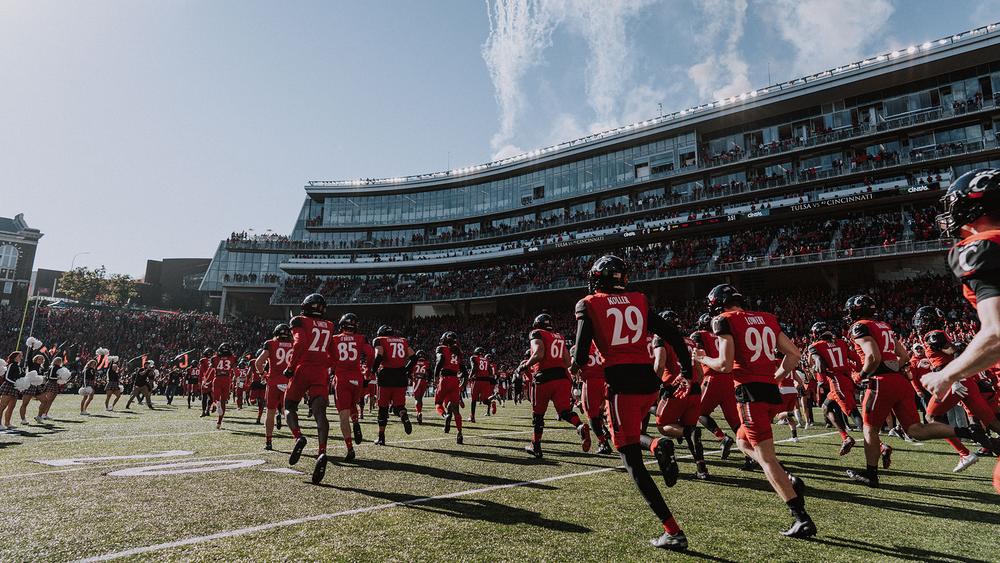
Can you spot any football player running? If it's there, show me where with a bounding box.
[806,321,860,456]
[843,293,995,488]
[408,350,432,424]
[371,324,415,445]
[283,294,337,485]
[519,313,591,458]
[254,323,294,451]
[923,168,1000,492]
[694,284,816,539]
[330,313,373,456]
[690,313,739,459]
[571,255,693,551]
[434,331,469,445]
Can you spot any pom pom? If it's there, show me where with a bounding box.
[27,370,44,386]
[25,337,35,349]
[14,377,29,392]
[56,367,72,384]
[77,386,94,396]
[0,366,5,379]
[0,359,7,369]
[96,347,109,356]
[109,356,119,363]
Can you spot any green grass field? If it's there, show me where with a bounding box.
[0,394,997,562]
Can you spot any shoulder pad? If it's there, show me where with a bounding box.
[925,331,950,350]
[849,321,870,340]
[950,238,1000,280]
[289,316,304,328]
[574,298,590,320]
[711,314,730,336]
[529,329,545,341]
[652,335,665,349]
[436,346,447,355]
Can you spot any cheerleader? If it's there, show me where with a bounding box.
[79,359,97,415]
[104,362,123,411]
[36,356,66,421]
[19,354,46,425]
[0,351,23,431]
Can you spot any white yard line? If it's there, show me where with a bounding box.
[74,431,839,562]
[0,429,538,481]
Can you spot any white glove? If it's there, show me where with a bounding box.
[950,381,969,398]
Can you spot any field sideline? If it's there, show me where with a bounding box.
[0,395,997,562]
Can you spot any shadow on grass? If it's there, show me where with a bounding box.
[811,535,990,563]
[340,457,559,490]
[320,483,589,533]
[423,447,561,467]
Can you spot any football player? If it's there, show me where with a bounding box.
[844,294,995,488]
[434,331,468,444]
[694,284,815,539]
[520,313,591,458]
[571,255,693,551]
[690,313,738,459]
[468,347,495,423]
[254,323,293,451]
[571,341,613,455]
[371,325,415,445]
[207,344,236,429]
[330,313,372,455]
[913,306,992,472]
[408,350,432,424]
[197,348,213,417]
[806,322,860,455]
[283,294,337,484]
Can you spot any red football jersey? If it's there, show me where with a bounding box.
[211,354,237,378]
[808,339,855,379]
[197,357,212,386]
[288,315,336,370]
[411,357,431,381]
[579,341,604,381]
[712,310,782,384]
[949,229,1000,309]
[470,354,491,378]
[373,335,410,369]
[437,345,461,376]
[265,338,293,382]
[690,329,721,377]
[576,291,652,367]
[330,332,373,377]
[530,328,569,372]
[849,319,902,375]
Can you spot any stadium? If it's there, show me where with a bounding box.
[4,7,1000,562]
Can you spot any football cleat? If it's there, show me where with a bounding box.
[402,415,413,435]
[953,453,979,473]
[839,436,856,457]
[880,444,893,469]
[344,448,356,462]
[311,454,328,485]
[443,412,453,434]
[596,441,613,455]
[652,440,679,488]
[525,442,543,459]
[289,436,307,466]
[579,424,592,453]
[781,518,817,539]
[456,431,463,445]
[416,412,423,425]
[264,442,272,451]
[374,435,386,446]
[739,457,759,471]
[650,530,688,551]
[695,461,710,480]
[353,422,363,444]
[846,469,879,488]
[720,436,735,460]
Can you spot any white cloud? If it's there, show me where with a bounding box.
[481,0,562,160]
[687,0,751,100]
[764,0,894,79]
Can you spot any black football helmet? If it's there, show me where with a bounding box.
[339,313,358,332]
[273,323,291,339]
[588,255,629,293]
[376,324,393,337]
[658,310,680,329]
[707,284,743,314]
[301,293,327,317]
[474,346,486,356]
[203,347,214,357]
[810,322,834,341]
[414,349,427,360]
[912,306,945,334]
[532,313,554,331]
[696,313,712,331]
[844,295,876,321]
[911,343,925,357]
[936,168,1000,236]
[218,342,232,356]
[440,331,458,346]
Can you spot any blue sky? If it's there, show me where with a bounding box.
[1,0,997,276]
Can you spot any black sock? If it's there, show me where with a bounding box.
[785,495,808,520]
[619,443,673,523]
[866,464,878,477]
